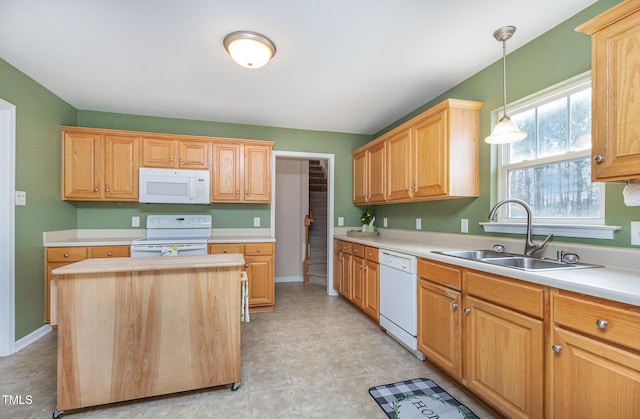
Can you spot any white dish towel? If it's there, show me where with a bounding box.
[241,271,250,323]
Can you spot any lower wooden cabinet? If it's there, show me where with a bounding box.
[333,239,379,321]
[363,253,380,320]
[208,242,275,310]
[552,290,640,417]
[45,245,130,323]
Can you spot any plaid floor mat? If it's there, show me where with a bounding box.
[368,378,478,419]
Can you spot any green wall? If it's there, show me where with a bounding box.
[75,111,369,229]
[0,58,77,339]
[367,0,635,248]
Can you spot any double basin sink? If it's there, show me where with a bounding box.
[432,249,602,271]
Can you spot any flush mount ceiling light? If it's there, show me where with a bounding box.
[223,31,276,69]
[485,26,527,144]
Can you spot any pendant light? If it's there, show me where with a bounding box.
[223,31,276,69]
[485,26,527,144]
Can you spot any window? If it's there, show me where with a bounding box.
[497,76,604,225]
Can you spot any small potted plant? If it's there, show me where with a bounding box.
[360,208,375,232]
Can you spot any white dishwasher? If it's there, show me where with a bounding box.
[379,249,425,360]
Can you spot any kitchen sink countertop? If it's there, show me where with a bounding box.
[335,228,640,307]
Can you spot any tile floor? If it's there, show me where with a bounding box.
[0,282,495,418]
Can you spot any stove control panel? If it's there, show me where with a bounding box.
[146,215,212,229]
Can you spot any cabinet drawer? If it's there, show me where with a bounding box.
[465,270,544,318]
[90,246,129,258]
[208,244,243,255]
[554,292,640,352]
[365,246,379,262]
[47,247,87,262]
[340,242,352,254]
[334,239,342,251]
[244,243,274,256]
[418,259,462,291]
[351,244,365,258]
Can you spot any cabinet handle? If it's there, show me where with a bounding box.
[367,253,373,257]
[236,191,240,195]
[405,186,410,191]
[93,188,99,192]
[257,248,261,253]
[223,249,228,253]
[464,308,471,315]
[107,252,112,256]
[552,344,562,353]
[354,249,359,253]
[169,157,174,161]
[179,158,183,162]
[105,187,110,192]
[411,185,416,190]
[596,319,608,329]
[594,154,604,163]
[245,191,248,195]
[245,263,249,268]
[63,253,69,258]
[452,303,459,309]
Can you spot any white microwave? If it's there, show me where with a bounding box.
[139,168,210,204]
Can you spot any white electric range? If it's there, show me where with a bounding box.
[130,214,211,257]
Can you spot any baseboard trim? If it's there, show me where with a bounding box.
[275,276,303,283]
[13,324,52,353]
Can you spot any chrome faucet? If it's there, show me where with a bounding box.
[488,198,553,256]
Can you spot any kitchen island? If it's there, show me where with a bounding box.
[51,254,245,415]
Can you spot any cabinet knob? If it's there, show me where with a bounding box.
[257,248,261,253]
[245,191,248,195]
[107,252,112,256]
[245,263,249,268]
[596,319,608,329]
[552,344,563,353]
[594,154,604,163]
[63,253,69,258]
[236,191,240,195]
[367,253,373,257]
[179,158,183,162]
[169,157,174,161]
[354,249,359,253]
[452,303,459,309]
[464,308,471,315]
[105,187,110,192]
[94,188,99,192]
[411,185,416,190]
[405,186,410,191]
[223,249,228,253]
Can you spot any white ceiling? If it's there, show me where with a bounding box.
[0,0,597,135]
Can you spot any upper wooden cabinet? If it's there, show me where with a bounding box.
[353,98,482,204]
[141,137,210,169]
[212,142,272,203]
[577,1,640,181]
[62,126,274,203]
[62,128,139,201]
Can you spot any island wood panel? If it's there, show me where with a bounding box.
[56,265,241,411]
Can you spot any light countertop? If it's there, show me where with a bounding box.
[335,230,640,307]
[52,254,245,275]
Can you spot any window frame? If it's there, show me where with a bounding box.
[496,74,605,225]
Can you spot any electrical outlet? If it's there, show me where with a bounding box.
[15,191,26,206]
[383,217,388,228]
[416,218,422,230]
[461,218,469,233]
[632,222,640,246]
[253,216,261,227]
[338,216,344,226]
[131,216,140,227]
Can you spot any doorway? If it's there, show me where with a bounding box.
[0,98,16,356]
[271,151,337,295]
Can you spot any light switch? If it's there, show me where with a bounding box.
[253,217,261,227]
[15,191,26,206]
[416,218,422,230]
[338,216,344,226]
[632,222,640,246]
[132,216,140,227]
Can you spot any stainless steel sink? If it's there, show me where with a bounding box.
[432,250,602,271]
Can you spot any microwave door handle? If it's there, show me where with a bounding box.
[189,177,195,200]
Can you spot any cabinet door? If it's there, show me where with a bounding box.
[412,110,447,198]
[340,254,352,299]
[244,144,271,202]
[141,137,177,168]
[332,249,342,293]
[212,143,241,201]
[363,260,379,320]
[465,296,544,419]
[350,255,365,309]
[385,129,412,200]
[590,9,640,181]
[246,255,274,306]
[368,141,386,202]
[104,135,138,200]
[178,141,209,169]
[63,132,102,199]
[353,150,368,204]
[418,279,462,380]
[553,327,640,417]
